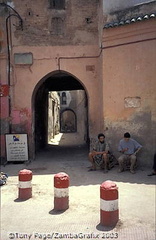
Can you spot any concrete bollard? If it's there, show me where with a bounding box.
[18,169,32,200]
[54,172,69,210]
[100,180,119,227]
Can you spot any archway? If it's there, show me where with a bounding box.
[60,109,77,133]
[32,71,89,155]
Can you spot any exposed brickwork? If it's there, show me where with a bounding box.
[12,0,99,46]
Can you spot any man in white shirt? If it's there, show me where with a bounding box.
[118,132,142,174]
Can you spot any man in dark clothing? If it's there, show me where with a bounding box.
[88,133,110,173]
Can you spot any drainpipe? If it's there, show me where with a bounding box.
[58,47,103,71]
[57,35,156,70]
[0,3,23,132]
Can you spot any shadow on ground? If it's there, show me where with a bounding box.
[1,145,155,186]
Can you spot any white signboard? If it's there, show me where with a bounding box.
[5,134,28,161]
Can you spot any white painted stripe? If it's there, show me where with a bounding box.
[100,198,118,212]
[18,181,32,189]
[54,187,69,198]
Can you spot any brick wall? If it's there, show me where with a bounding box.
[12,0,99,46]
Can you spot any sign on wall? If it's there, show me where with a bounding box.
[5,134,28,162]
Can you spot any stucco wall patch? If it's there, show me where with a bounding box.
[124,97,141,108]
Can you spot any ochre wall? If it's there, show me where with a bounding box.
[102,19,156,165]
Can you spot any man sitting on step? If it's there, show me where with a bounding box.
[88,133,110,173]
[118,132,142,174]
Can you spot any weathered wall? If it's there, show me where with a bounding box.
[0,14,9,157]
[103,0,155,14]
[1,0,156,166]
[11,0,99,46]
[102,19,156,166]
[0,0,104,159]
[104,1,156,24]
[11,45,104,140]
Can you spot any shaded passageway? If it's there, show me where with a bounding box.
[32,71,89,159]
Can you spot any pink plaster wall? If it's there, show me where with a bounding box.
[11,110,20,124]
[12,45,103,135]
[11,108,31,133]
[103,20,156,120]
[7,44,103,158]
[0,97,9,118]
[102,19,156,165]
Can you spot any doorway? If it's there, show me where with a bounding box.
[32,71,89,156]
[60,109,76,133]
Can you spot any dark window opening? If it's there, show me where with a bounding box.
[49,0,65,9]
[51,17,64,35]
[61,92,67,105]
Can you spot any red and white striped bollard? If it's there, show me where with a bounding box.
[100,180,119,227]
[18,169,32,200]
[54,172,69,210]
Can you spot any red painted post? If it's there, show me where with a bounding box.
[54,172,69,210]
[18,169,32,200]
[100,180,119,227]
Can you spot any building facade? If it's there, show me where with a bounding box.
[0,0,156,166]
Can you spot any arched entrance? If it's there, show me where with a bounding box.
[32,71,89,156]
[60,109,77,133]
